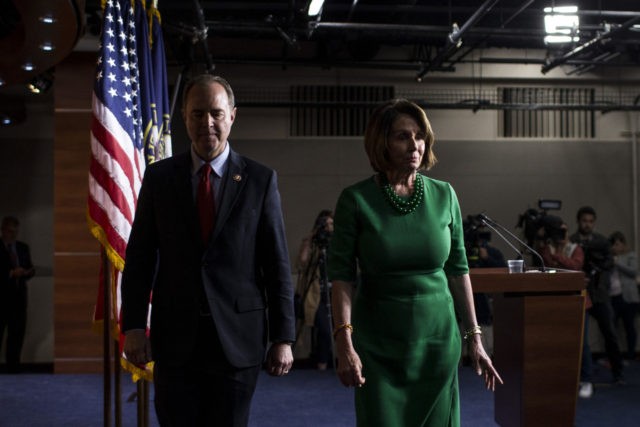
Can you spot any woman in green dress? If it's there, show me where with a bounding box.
[328,99,502,427]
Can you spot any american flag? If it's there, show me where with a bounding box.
[88,0,169,381]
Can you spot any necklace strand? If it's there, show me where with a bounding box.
[380,173,424,215]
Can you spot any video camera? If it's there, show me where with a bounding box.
[312,215,333,249]
[516,199,563,246]
[463,215,492,246]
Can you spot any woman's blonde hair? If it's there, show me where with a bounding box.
[364,99,437,173]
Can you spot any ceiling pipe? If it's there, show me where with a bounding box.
[193,0,215,73]
[449,0,535,67]
[346,0,359,22]
[541,14,640,74]
[415,0,500,81]
[565,51,621,76]
[236,100,640,112]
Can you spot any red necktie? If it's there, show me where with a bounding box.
[197,164,216,243]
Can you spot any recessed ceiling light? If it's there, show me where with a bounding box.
[22,63,35,71]
[39,15,56,24]
[40,42,55,52]
[0,78,5,86]
[1,115,12,126]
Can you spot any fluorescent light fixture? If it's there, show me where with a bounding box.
[544,5,579,44]
[308,0,325,16]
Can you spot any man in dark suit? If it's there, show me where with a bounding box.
[0,216,35,373]
[121,74,295,426]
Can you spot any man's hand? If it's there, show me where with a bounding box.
[123,329,152,366]
[265,342,293,376]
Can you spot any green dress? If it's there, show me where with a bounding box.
[327,174,469,427]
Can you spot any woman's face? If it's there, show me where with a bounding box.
[611,239,625,255]
[387,114,425,174]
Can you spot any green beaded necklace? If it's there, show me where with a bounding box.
[380,173,424,215]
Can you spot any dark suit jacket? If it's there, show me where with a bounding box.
[121,149,295,368]
[1,240,34,294]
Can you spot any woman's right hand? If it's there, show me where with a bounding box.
[335,334,366,387]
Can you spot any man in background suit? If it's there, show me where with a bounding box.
[0,215,35,373]
[122,74,295,426]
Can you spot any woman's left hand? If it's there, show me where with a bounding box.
[468,336,503,391]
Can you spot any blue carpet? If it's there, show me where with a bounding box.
[0,360,638,426]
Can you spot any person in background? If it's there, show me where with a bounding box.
[0,216,35,373]
[537,215,591,397]
[570,206,624,390]
[121,74,295,427]
[608,231,639,361]
[295,209,334,370]
[328,99,501,427]
[463,217,506,356]
[539,215,584,271]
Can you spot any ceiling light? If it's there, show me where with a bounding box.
[27,69,55,94]
[22,63,35,71]
[1,114,12,126]
[38,15,56,24]
[307,0,325,16]
[544,5,580,44]
[40,42,55,52]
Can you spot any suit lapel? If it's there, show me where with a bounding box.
[211,149,247,242]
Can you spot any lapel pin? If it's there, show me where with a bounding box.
[233,174,242,182]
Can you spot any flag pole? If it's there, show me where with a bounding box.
[115,337,122,427]
[102,249,112,427]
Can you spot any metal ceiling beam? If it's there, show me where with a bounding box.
[415,0,500,81]
[541,14,640,74]
[447,0,536,68]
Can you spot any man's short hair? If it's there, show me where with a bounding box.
[576,206,597,221]
[609,231,626,245]
[181,74,236,111]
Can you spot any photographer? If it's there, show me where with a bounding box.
[537,215,584,271]
[295,210,334,370]
[570,206,624,392]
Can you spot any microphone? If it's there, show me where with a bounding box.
[476,213,547,272]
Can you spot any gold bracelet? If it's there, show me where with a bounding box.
[463,325,482,340]
[333,323,353,339]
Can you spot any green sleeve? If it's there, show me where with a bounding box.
[327,188,359,283]
[443,183,470,275]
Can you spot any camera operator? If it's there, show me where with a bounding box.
[295,210,334,370]
[536,215,584,271]
[570,206,624,391]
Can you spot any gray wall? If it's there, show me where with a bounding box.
[1,51,639,363]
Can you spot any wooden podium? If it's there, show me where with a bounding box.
[470,268,586,427]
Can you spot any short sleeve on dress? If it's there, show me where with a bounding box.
[327,188,359,283]
[443,183,470,276]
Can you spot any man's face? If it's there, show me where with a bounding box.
[1,223,18,244]
[578,213,596,235]
[183,82,236,161]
